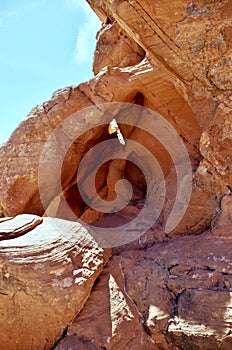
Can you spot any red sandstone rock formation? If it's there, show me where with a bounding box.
[0,215,110,349]
[0,1,232,349]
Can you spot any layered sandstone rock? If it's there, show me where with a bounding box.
[86,0,232,229]
[0,57,210,242]
[0,215,110,350]
[2,1,231,240]
[93,21,145,74]
[0,0,232,349]
[55,229,232,350]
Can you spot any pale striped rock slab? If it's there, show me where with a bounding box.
[0,215,111,350]
[0,217,13,223]
[0,214,42,240]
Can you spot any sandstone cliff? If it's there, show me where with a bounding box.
[0,1,231,349]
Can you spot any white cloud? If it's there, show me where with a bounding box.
[66,0,101,63]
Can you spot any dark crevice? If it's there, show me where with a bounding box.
[205,266,216,272]
[222,271,231,276]
[132,91,144,105]
[119,258,156,343]
[172,289,186,318]
[141,314,152,337]
[50,326,68,350]
[167,263,179,272]
[105,17,112,25]
[0,291,8,296]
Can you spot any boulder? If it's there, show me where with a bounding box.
[0,215,111,350]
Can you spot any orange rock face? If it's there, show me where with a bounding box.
[0,0,232,349]
[56,232,232,350]
[0,215,110,350]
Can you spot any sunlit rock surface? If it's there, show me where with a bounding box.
[0,215,110,350]
[0,0,232,349]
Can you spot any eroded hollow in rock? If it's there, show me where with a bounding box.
[42,90,205,248]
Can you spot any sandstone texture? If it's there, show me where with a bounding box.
[0,215,110,350]
[56,228,232,350]
[0,0,232,349]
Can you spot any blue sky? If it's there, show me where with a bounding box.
[0,0,100,144]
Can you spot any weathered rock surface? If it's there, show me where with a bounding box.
[2,1,230,241]
[85,0,232,232]
[56,256,159,350]
[211,194,232,237]
[0,0,232,349]
[0,86,103,218]
[55,231,232,350]
[0,214,42,240]
[93,21,145,74]
[0,215,111,350]
[0,57,206,242]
